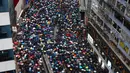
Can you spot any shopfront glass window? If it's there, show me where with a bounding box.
[0,25,12,39]
[0,0,8,12]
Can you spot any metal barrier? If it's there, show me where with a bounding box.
[42,54,54,73]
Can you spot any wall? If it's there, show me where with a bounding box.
[15,0,25,18]
[0,60,15,72]
[0,12,10,26]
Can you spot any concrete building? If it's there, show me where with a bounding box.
[0,0,15,73]
[79,0,130,73]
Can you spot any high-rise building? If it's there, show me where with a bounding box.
[0,0,15,73]
[80,0,130,73]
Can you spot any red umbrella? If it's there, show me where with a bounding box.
[66,33,71,37]
[14,41,19,45]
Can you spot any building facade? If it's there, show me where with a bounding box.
[79,0,130,73]
[0,0,15,73]
[12,0,30,37]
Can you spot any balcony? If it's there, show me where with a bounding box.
[123,19,130,33]
[103,0,125,17]
[88,21,130,72]
[118,40,130,60]
[116,1,126,14]
[91,14,130,70]
[87,33,114,73]
[125,4,130,20]
[103,4,113,15]
[104,0,130,22]
[117,0,127,7]
[104,0,116,7]
[114,11,124,23]
[91,7,120,44]
[122,0,128,4]
[121,29,130,44]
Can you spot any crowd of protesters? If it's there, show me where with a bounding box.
[13,0,108,73]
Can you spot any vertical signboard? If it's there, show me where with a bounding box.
[13,0,19,7]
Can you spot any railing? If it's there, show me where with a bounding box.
[91,7,119,44]
[88,21,130,72]
[87,34,114,73]
[43,54,54,73]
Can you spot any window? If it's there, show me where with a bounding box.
[124,0,127,2]
[126,5,130,17]
[98,0,103,6]
[114,11,124,23]
[0,0,8,12]
[119,41,125,49]
[129,0,130,4]
[0,49,14,62]
[0,25,12,39]
[124,19,130,31]
[0,0,3,6]
[117,1,126,13]
[117,26,121,33]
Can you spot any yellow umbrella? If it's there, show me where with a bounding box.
[70,68,72,71]
[47,21,51,25]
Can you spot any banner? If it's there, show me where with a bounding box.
[13,0,19,7]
